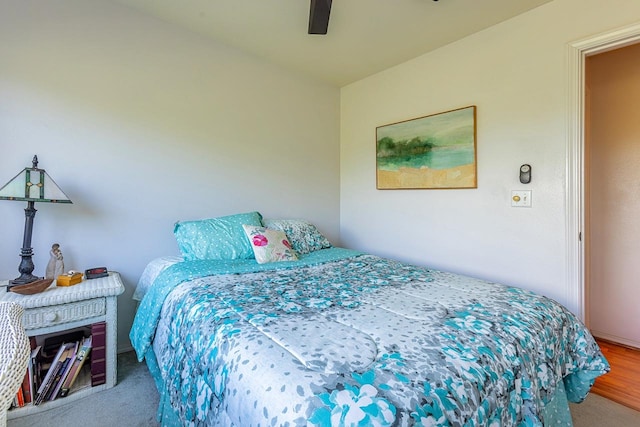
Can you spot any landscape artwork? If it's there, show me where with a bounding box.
[376,106,477,189]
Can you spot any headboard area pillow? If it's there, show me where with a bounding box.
[174,211,263,260]
[261,219,332,255]
[241,225,298,264]
[133,256,183,301]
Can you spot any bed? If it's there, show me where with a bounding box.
[130,212,609,426]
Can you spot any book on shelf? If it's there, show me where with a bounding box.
[34,342,74,405]
[15,387,24,407]
[59,335,92,398]
[16,337,37,405]
[21,357,34,404]
[48,340,79,401]
[30,345,43,397]
[34,343,67,405]
[90,322,106,386]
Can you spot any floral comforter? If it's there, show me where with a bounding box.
[130,249,608,426]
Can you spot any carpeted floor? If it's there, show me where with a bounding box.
[570,393,640,426]
[8,351,159,427]
[8,351,640,426]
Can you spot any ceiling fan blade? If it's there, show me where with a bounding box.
[308,0,332,35]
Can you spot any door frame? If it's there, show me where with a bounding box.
[567,22,640,322]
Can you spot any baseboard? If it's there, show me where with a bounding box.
[118,344,134,354]
[592,331,640,350]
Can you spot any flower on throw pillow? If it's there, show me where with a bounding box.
[252,234,269,247]
[242,225,298,264]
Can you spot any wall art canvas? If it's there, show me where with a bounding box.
[376,106,477,189]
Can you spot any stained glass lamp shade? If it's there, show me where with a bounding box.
[0,156,72,288]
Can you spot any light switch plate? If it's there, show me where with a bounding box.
[511,190,532,207]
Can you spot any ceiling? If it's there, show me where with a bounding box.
[112,0,552,87]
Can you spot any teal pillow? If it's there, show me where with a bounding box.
[174,211,263,260]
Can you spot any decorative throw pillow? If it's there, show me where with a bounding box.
[242,225,298,264]
[174,211,263,260]
[261,219,332,255]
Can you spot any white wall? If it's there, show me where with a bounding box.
[0,0,340,351]
[340,0,640,314]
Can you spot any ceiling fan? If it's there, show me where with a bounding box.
[308,0,332,35]
[308,0,440,35]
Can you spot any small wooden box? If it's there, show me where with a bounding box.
[56,272,83,286]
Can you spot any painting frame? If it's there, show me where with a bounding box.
[376,106,477,190]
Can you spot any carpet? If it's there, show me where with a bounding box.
[8,351,640,426]
[570,393,640,426]
[8,351,159,427]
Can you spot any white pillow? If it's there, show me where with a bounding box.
[133,256,183,301]
[242,225,298,264]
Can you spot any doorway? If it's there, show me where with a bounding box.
[585,43,640,349]
[567,23,640,329]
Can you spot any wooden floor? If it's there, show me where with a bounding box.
[591,338,640,412]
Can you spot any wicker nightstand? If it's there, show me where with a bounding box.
[0,272,124,418]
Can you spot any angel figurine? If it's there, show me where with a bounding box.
[45,243,65,279]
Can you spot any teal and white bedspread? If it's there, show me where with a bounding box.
[130,248,609,426]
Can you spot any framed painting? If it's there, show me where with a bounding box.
[376,106,477,189]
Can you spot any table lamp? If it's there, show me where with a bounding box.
[0,155,72,289]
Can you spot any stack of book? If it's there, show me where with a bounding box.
[10,324,101,409]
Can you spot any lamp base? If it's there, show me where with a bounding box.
[8,200,42,291]
[7,273,42,292]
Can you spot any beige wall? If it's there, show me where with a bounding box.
[0,0,340,351]
[587,43,640,348]
[340,0,640,313]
